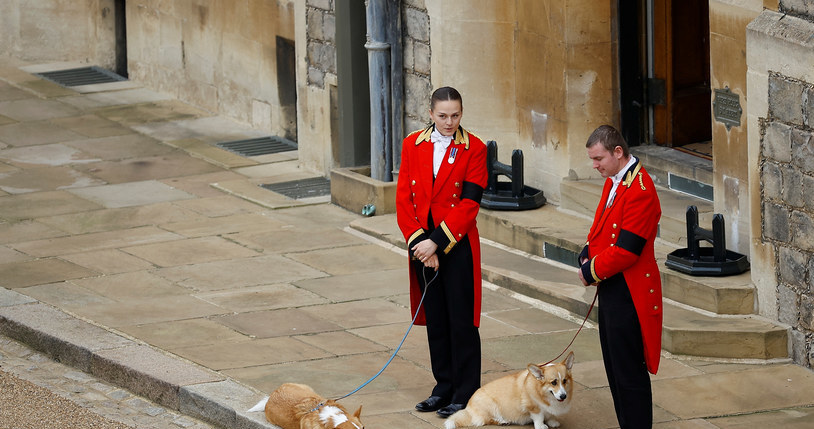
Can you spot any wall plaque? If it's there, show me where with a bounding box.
[713,86,742,130]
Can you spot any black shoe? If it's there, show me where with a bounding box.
[415,395,449,412]
[436,403,465,418]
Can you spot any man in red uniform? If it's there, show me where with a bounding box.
[578,125,662,428]
[396,87,487,418]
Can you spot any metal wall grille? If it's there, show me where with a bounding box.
[216,136,297,157]
[35,67,127,87]
[261,177,330,199]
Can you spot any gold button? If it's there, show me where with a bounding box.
[586,241,590,245]
[649,289,654,293]
[451,204,455,207]
[610,243,614,247]
[653,305,659,310]
[453,194,457,198]
[415,216,418,220]
[458,233,462,238]
[613,223,618,228]
[412,192,415,197]
[645,273,650,278]
[413,204,417,208]
[611,233,616,238]
[412,180,416,185]
[455,182,460,188]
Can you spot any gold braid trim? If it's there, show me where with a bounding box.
[440,221,458,254]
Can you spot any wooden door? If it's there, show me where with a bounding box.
[652,0,711,147]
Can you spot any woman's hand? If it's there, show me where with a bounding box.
[412,239,439,270]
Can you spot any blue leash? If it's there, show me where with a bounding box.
[331,267,439,401]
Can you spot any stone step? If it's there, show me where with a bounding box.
[476,202,755,316]
[350,214,789,360]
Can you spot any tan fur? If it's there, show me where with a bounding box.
[445,352,574,429]
[263,383,363,429]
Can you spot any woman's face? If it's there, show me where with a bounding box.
[429,99,463,137]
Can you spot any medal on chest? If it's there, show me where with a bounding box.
[448,147,458,164]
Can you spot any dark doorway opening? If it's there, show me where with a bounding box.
[114,0,128,78]
[618,0,712,150]
[276,36,298,142]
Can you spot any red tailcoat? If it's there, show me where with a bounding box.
[580,159,663,374]
[396,125,488,327]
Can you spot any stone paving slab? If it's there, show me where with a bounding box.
[0,120,86,146]
[652,363,814,418]
[0,97,83,121]
[0,142,101,166]
[38,202,205,235]
[0,189,104,220]
[0,165,105,194]
[74,152,223,184]
[0,257,98,288]
[66,132,178,159]
[69,180,196,209]
[50,113,135,139]
[155,254,328,292]
[11,225,182,257]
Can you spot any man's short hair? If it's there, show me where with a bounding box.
[586,125,629,157]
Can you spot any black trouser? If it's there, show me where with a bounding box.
[412,235,481,405]
[598,274,653,429]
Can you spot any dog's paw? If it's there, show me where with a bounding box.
[444,420,457,429]
[546,418,560,428]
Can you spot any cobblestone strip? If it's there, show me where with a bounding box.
[0,334,217,429]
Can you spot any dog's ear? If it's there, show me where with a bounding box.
[527,363,544,380]
[353,405,363,418]
[564,351,575,370]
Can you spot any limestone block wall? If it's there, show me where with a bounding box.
[0,0,118,70]
[125,0,296,140]
[748,8,814,367]
[402,0,432,135]
[760,72,814,368]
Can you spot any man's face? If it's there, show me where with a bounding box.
[587,142,625,178]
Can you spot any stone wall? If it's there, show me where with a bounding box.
[305,0,336,89]
[0,0,118,70]
[402,0,432,134]
[126,0,296,139]
[760,72,814,367]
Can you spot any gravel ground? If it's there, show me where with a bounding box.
[0,335,218,429]
[0,369,133,429]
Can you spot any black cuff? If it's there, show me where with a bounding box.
[579,245,589,262]
[580,261,594,284]
[428,228,452,255]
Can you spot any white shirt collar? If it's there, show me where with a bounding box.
[611,156,637,185]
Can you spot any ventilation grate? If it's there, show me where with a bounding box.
[261,177,331,199]
[35,66,127,87]
[216,136,297,157]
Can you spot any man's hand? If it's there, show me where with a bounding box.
[578,268,590,286]
[412,239,439,270]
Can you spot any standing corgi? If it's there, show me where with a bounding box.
[248,383,363,429]
[444,351,574,429]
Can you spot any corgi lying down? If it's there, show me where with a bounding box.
[249,383,363,429]
[445,351,574,429]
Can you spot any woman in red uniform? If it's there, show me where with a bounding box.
[396,87,488,418]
